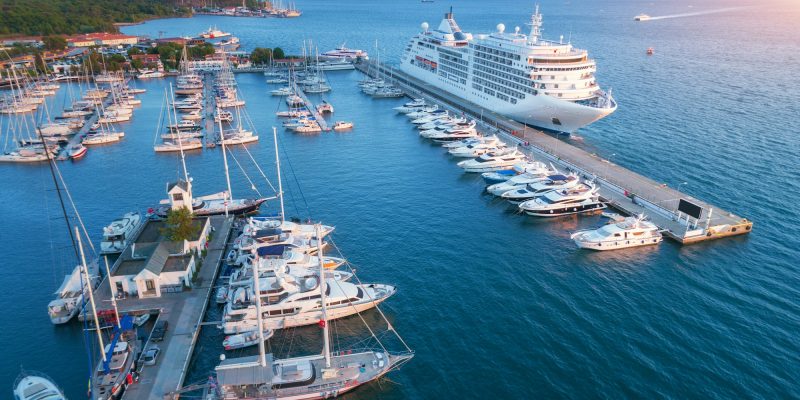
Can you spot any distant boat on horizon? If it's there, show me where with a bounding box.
[634,14,651,21]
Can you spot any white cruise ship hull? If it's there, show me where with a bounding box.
[400,65,614,133]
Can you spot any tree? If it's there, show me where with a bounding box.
[272,47,285,60]
[250,47,272,65]
[161,207,199,243]
[131,58,144,70]
[127,47,142,56]
[42,35,67,51]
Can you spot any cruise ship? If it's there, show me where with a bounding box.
[399,6,616,132]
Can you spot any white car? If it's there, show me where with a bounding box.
[142,346,160,366]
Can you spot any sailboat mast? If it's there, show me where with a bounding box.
[77,226,106,363]
[217,112,232,217]
[104,256,121,329]
[36,124,78,259]
[169,85,190,183]
[272,127,285,221]
[315,224,331,368]
[251,255,267,367]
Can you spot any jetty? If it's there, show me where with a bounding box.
[291,80,330,131]
[91,214,235,399]
[355,61,752,244]
[203,72,217,145]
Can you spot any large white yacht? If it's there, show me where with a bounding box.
[571,215,663,250]
[400,6,616,132]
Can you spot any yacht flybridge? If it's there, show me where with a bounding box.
[400,6,617,132]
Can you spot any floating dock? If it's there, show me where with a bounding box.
[355,61,752,244]
[291,80,330,131]
[92,215,234,399]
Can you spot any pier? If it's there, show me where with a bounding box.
[290,80,330,131]
[92,215,235,399]
[203,72,217,145]
[355,61,752,244]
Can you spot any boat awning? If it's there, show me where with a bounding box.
[255,228,282,238]
[216,355,274,385]
[54,266,83,295]
[257,245,287,257]
[547,174,569,181]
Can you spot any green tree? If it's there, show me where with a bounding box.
[127,47,142,56]
[42,36,67,51]
[131,58,144,70]
[250,47,272,65]
[161,207,199,243]
[272,47,285,60]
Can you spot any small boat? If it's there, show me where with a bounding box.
[137,70,165,79]
[316,101,334,114]
[270,87,292,96]
[218,128,259,145]
[448,141,507,157]
[647,47,654,55]
[634,14,651,21]
[485,162,556,196]
[154,139,204,152]
[571,215,663,251]
[286,94,304,106]
[133,313,151,327]
[83,132,123,145]
[68,144,87,160]
[293,124,323,134]
[333,121,353,131]
[100,212,142,254]
[266,77,288,84]
[223,329,275,350]
[48,264,97,324]
[393,98,426,113]
[321,44,369,61]
[182,110,203,121]
[215,109,234,122]
[13,370,66,400]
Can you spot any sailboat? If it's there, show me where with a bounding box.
[210,225,413,399]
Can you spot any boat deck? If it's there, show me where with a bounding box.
[355,61,752,244]
[92,215,235,400]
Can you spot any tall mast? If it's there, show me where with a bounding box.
[316,224,331,368]
[217,106,232,217]
[528,4,543,45]
[252,255,267,367]
[272,127,285,221]
[77,226,106,363]
[169,85,190,183]
[104,256,121,329]
[35,125,78,259]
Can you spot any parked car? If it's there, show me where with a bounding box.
[133,313,151,327]
[151,320,169,342]
[142,346,160,366]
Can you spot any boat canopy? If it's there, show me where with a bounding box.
[54,266,83,295]
[547,174,570,181]
[216,354,275,385]
[257,244,288,257]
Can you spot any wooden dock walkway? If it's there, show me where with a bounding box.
[355,61,752,244]
[91,215,235,400]
[291,80,330,131]
[203,72,217,146]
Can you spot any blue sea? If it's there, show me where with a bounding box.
[2,0,799,398]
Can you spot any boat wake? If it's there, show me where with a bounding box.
[646,7,748,21]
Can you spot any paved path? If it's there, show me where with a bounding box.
[90,215,233,400]
[356,61,752,243]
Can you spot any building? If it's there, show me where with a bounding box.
[66,33,139,48]
[109,215,211,299]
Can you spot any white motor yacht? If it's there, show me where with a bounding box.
[571,215,663,250]
[100,212,142,254]
[457,149,527,173]
[482,161,545,184]
[393,98,426,113]
[405,105,439,119]
[518,182,606,217]
[13,370,66,400]
[428,128,480,143]
[486,162,556,195]
[500,173,579,203]
[448,140,507,157]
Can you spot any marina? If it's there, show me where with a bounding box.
[354,60,751,244]
[3,1,799,399]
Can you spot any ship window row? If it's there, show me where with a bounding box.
[474,58,528,78]
[529,56,587,64]
[440,54,469,68]
[474,51,513,66]
[410,59,437,73]
[474,76,526,100]
[473,68,536,95]
[472,44,521,61]
[439,64,468,79]
[532,65,594,73]
[438,47,464,59]
[417,41,435,50]
[474,63,533,87]
[438,71,467,86]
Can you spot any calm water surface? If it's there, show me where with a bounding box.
[2,0,799,398]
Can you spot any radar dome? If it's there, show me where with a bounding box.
[496,23,506,33]
[515,26,521,34]
[421,22,429,32]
